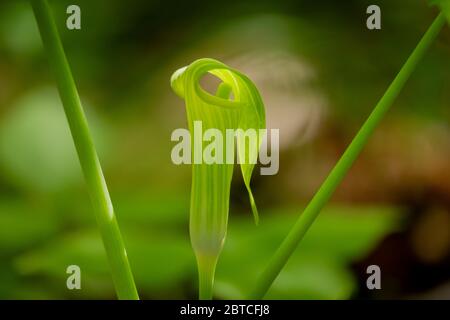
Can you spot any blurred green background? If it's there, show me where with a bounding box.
[0,0,449,299]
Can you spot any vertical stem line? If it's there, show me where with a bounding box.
[30,0,139,300]
[197,254,218,300]
[249,13,446,299]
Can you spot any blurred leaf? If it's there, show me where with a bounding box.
[125,230,195,292]
[215,205,401,299]
[10,205,400,299]
[216,253,355,300]
[0,2,41,56]
[114,191,189,226]
[0,200,60,255]
[14,228,195,298]
[298,205,402,260]
[266,253,355,300]
[0,87,110,192]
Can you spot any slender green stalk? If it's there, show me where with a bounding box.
[434,1,450,24]
[197,255,218,300]
[249,13,446,299]
[30,0,139,300]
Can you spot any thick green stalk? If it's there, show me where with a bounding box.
[30,0,139,300]
[249,13,446,299]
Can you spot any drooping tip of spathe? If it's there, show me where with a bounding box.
[248,190,259,225]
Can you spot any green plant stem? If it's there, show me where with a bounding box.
[30,0,139,300]
[197,255,218,300]
[249,13,446,300]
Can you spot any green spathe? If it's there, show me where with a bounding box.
[171,58,266,299]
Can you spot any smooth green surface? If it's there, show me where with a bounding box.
[171,58,265,299]
[30,0,138,299]
[434,0,450,22]
[249,13,446,299]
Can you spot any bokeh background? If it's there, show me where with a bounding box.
[0,0,449,299]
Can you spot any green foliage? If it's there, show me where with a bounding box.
[0,1,41,56]
[0,202,399,299]
[0,200,60,255]
[0,87,109,192]
[216,206,400,299]
[14,229,195,297]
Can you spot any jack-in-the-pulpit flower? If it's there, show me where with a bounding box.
[171,58,265,299]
